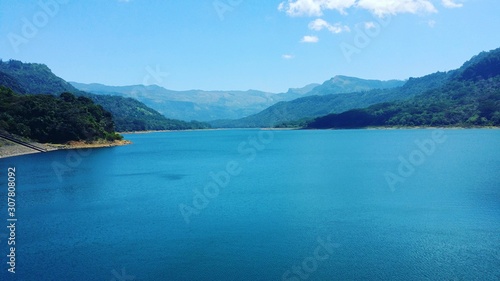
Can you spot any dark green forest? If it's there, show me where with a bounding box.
[305,77,500,129]
[0,87,122,143]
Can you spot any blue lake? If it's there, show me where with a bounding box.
[0,129,499,280]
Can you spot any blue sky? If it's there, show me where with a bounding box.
[1,0,499,93]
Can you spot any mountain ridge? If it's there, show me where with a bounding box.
[70,75,404,122]
[302,47,500,129]
[210,71,451,128]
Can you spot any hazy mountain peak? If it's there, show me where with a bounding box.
[286,83,321,95]
[306,75,405,96]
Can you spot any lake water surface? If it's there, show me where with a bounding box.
[0,129,499,280]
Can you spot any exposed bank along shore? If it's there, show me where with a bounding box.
[0,139,131,159]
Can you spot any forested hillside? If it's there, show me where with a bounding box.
[304,48,500,129]
[0,60,75,94]
[0,60,210,132]
[0,87,122,143]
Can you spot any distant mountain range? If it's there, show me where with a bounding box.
[1,46,498,140]
[70,82,277,122]
[210,72,448,128]
[70,76,404,122]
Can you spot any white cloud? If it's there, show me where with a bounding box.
[441,0,463,8]
[282,54,295,59]
[356,0,437,17]
[278,0,441,17]
[308,18,329,30]
[301,35,319,43]
[278,0,356,16]
[427,19,436,27]
[308,18,350,33]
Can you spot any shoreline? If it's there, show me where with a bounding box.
[302,125,500,131]
[48,139,132,149]
[0,139,131,159]
[119,128,228,134]
[120,128,297,134]
[2,126,497,159]
[121,126,499,134]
